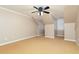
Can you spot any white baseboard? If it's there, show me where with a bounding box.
[64,39,76,42]
[45,36,54,39]
[65,38,79,46]
[0,35,37,46]
[36,35,41,36]
[56,35,64,37]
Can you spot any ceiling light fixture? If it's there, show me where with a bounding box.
[38,12,43,16]
[32,6,50,16]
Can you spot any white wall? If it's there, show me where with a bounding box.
[45,24,54,38]
[54,19,57,37]
[0,7,37,44]
[37,22,44,36]
[33,16,44,36]
[76,8,79,45]
[64,23,76,41]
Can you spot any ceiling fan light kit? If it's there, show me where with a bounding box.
[38,12,43,16]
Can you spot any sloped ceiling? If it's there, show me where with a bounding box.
[64,5,79,23]
[0,5,64,24]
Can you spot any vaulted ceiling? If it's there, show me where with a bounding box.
[0,5,64,24]
[64,5,79,23]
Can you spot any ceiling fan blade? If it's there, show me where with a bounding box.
[43,11,50,14]
[44,6,49,10]
[32,11,38,13]
[33,6,38,9]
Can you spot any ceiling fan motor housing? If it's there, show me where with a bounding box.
[39,7,43,12]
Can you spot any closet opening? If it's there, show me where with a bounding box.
[54,18,64,38]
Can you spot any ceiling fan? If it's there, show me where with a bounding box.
[32,6,50,16]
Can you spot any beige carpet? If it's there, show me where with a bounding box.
[0,36,79,54]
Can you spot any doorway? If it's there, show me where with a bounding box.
[54,18,64,38]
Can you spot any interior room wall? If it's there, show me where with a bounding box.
[64,6,78,41]
[76,7,79,45]
[44,14,54,38]
[54,19,57,37]
[36,20,44,36]
[45,24,54,38]
[0,7,37,44]
[32,15,44,36]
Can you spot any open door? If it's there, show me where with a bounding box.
[54,18,64,38]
